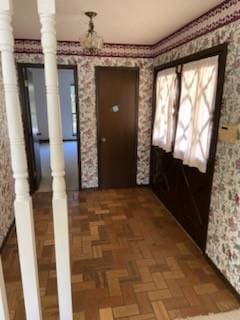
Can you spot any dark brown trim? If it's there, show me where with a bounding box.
[154,43,228,74]
[95,66,139,189]
[135,68,140,186]
[171,65,183,153]
[204,254,240,301]
[73,64,82,190]
[17,64,37,193]
[151,43,228,250]
[17,63,82,191]
[40,138,77,143]
[17,63,78,70]
[0,219,15,254]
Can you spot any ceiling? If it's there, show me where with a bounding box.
[12,0,223,45]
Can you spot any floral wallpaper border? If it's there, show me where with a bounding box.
[14,0,240,59]
[152,0,240,56]
[15,39,153,59]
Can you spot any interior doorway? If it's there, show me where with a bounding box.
[96,67,139,189]
[18,64,81,193]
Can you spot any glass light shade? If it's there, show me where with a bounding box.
[81,31,104,51]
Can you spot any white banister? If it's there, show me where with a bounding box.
[0,1,42,319]
[0,257,9,320]
[37,1,73,319]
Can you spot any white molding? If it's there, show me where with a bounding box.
[37,0,73,319]
[0,1,42,319]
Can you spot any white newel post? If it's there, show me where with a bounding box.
[0,257,9,320]
[0,1,42,319]
[37,1,73,319]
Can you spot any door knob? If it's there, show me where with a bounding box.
[101,137,106,143]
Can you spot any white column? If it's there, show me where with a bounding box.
[37,1,73,319]
[0,1,42,319]
[0,257,9,320]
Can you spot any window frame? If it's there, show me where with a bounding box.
[151,43,228,174]
[152,67,178,152]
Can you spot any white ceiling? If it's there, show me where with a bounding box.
[12,0,223,45]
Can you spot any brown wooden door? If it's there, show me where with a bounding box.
[96,67,138,189]
[150,44,227,251]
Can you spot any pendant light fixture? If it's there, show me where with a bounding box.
[81,11,104,51]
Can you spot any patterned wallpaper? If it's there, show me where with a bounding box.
[0,53,153,247]
[15,54,153,188]
[0,0,239,295]
[152,0,240,57]
[0,63,14,247]
[154,21,240,294]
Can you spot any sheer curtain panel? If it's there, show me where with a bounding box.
[174,56,219,172]
[152,68,177,152]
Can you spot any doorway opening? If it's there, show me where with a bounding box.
[18,64,81,193]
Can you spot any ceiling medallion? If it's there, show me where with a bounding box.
[80,11,104,52]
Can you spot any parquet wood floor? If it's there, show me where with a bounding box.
[1,188,239,319]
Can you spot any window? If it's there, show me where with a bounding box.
[152,68,177,152]
[152,55,219,173]
[70,84,77,136]
[174,56,219,172]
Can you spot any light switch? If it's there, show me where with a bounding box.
[219,124,239,143]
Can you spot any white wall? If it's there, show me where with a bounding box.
[30,68,76,140]
[30,68,48,139]
[58,69,76,140]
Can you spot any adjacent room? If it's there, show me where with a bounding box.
[0,0,239,320]
[18,65,80,192]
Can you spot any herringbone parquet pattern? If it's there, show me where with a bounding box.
[1,188,239,319]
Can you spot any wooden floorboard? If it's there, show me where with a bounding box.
[1,188,239,319]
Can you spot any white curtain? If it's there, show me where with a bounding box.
[174,56,219,173]
[152,68,177,152]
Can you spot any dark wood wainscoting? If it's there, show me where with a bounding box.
[151,149,213,250]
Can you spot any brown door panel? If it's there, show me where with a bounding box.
[96,68,138,189]
[151,147,215,250]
